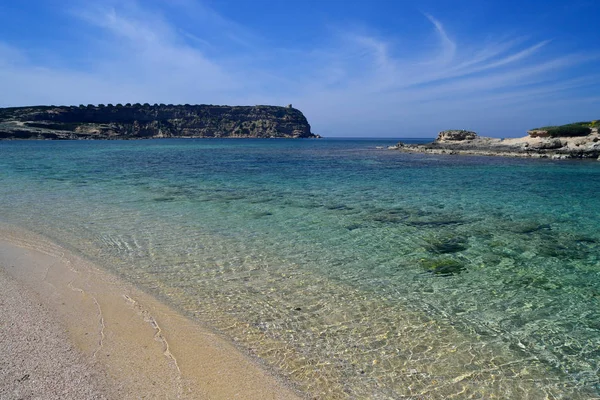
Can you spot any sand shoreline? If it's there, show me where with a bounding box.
[0,227,302,399]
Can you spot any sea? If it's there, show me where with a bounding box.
[1,138,599,399]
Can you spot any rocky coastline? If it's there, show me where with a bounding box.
[0,104,318,140]
[389,129,600,160]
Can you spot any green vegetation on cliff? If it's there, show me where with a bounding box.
[529,120,597,137]
[0,104,316,139]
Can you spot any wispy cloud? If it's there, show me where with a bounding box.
[0,0,598,136]
[423,13,457,65]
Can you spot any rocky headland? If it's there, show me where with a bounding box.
[0,104,318,140]
[389,124,600,160]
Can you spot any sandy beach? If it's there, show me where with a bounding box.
[0,228,302,400]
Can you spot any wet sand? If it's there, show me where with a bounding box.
[0,228,302,399]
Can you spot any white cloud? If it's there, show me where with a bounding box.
[423,13,457,65]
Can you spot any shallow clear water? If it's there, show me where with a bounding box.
[1,138,599,398]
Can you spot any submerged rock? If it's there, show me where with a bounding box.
[405,216,467,227]
[508,222,551,234]
[425,235,468,254]
[420,258,466,276]
[250,211,273,218]
[345,223,363,231]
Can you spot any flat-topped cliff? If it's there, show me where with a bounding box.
[0,104,317,139]
[389,125,600,160]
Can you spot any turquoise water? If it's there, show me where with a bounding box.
[1,138,599,398]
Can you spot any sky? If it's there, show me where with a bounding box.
[0,0,599,137]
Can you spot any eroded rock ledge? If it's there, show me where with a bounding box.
[389,129,600,160]
[0,104,318,139]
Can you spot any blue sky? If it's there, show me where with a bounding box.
[0,0,598,137]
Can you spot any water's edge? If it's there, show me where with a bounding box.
[0,224,305,399]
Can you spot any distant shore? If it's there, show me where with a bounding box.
[0,104,317,140]
[389,129,600,160]
[0,226,301,400]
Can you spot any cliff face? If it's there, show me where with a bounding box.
[0,104,316,139]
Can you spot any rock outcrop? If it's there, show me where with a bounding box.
[436,130,478,142]
[0,104,317,140]
[389,129,600,160]
[527,129,551,138]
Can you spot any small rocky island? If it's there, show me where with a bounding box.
[0,103,318,139]
[390,122,600,160]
